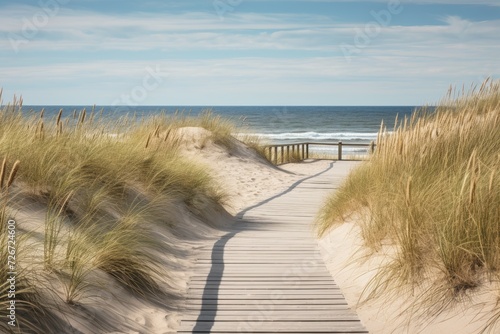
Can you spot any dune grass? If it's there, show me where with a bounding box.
[318,79,500,320]
[0,93,246,332]
[0,157,46,333]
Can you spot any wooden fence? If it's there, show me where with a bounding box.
[264,141,376,165]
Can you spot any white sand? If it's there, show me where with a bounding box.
[177,126,333,214]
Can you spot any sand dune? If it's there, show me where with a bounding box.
[319,221,500,334]
[176,126,332,214]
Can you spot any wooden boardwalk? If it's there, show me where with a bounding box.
[178,161,368,334]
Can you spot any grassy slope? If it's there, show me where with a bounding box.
[0,94,245,332]
[318,80,500,323]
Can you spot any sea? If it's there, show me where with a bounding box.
[22,105,420,155]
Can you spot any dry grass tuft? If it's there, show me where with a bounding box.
[318,79,500,328]
[0,94,243,331]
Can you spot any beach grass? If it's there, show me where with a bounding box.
[0,157,47,333]
[317,79,500,319]
[0,93,246,332]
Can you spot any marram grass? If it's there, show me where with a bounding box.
[0,93,252,332]
[317,79,500,328]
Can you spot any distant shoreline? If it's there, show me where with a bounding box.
[19,105,418,147]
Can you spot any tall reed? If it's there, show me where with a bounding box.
[318,80,500,314]
[0,93,241,331]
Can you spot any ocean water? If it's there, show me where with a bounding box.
[22,105,419,154]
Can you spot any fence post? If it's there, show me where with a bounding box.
[306,144,309,159]
[274,146,278,165]
[281,146,284,165]
[287,145,290,163]
[338,141,343,160]
[370,141,375,154]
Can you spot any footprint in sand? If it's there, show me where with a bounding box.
[134,315,146,326]
[165,313,181,330]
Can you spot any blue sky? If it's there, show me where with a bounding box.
[1,0,499,106]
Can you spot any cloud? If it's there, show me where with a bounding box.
[0,7,338,52]
[1,6,499,55]
[2,55,494,105]
[0,7,333,34]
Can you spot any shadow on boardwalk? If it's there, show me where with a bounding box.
[192,162,335,332]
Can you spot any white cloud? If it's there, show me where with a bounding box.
[0,7,333,34]
[1,7,499,55]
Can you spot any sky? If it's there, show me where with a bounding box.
[1,0,499,106]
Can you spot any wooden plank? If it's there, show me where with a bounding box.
[193,263,327,267]
[178,320,367,332]
[190,271,331,277]
[193,256,321,260]
[188,276,340,282]
[182,312,361,321]
[195,256,322,260]
[197,250,321,253]
[187,290,345,297]
[187,284,339,289]
[186,297,346,302]
[184,297,349,305]
[194,260,322,263]
[184,303,352,315]
[187,288,342,293]
[189,270,332,274]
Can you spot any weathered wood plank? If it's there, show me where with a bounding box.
[187,290,345,297]
[178,320,367,332]
[183,305,353,313]
[184,299,349,306]
[187,284,339,289]
[187,276,339,282]
[182,312,361,321]
[183,305,353,312]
